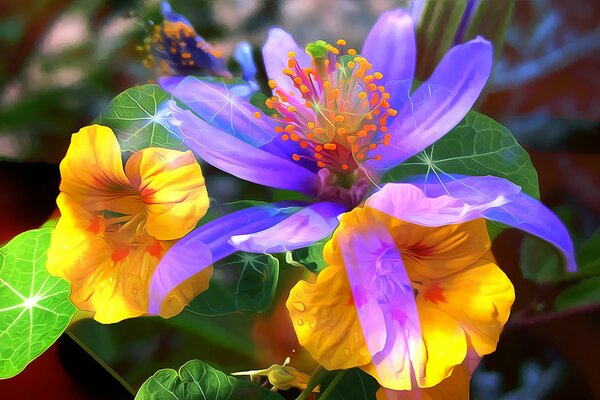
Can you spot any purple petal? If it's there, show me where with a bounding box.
[262,28,311,97]
[233,41,259,95]
[229,201,347,253]
[162,101,319,196]
[159,76,275,146]
[362,9,416,109]
[368,37,493,172]
[148,201,305,314]
[366,176,576,272]
[337,219,422,387]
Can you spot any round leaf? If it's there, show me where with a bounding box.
[0,228,76,378]
[187,252,279,316]
[384,111,540,198]
[135,359,284,400]
[99,84,184,151]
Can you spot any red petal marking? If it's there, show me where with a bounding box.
[146,240,163,258]
[424,283,447,305]
[111,248,130,263]
[88,217,102,234]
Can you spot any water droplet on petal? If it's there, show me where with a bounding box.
[292,302,305,312]
[297,319,304,326]
[344,348,351,356]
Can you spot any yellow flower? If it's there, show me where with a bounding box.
[47,125,211,323]
[286,205,514,392]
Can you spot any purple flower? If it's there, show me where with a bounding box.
[148,1,230,77]
[147,9,575,314]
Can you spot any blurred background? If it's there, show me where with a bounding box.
[1,0,599,398]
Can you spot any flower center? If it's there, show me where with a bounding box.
[263,39,397,177]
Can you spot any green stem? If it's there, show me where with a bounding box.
[318,369,347,400]
[296,366,330,400]
[65,330,136,396]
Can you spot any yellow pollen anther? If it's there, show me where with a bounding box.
[341,163,349,170]
[253,111,261,118]
[285,124,295,132]
[317,161,326,168]
[300,85,310,93]
[374,72,383,80]
[283,68,294,76]
[314,127,325,136]
[347,61,355,69]
[348,48,357,55]
[369,143,377,150]
[334,115,345,123]
[331,89,340,98]
[324,143,337,150]
[287,106,297,112]
[356,153,365,160]
[307,122,316,129]
[314,153,323,159]
[315,145,323,152]
[288,51,296,58]
[336,127,347,135]
[281,134,289,141]
[375,154,382,160]
[268,80,278,89]
[275,126,284,133]
[290,133,300,141]
[300,141,308,148]
[364,113,373,120]
[358,92,367,100]
[336,39,347,46]
[292,154,301,161]
[388,109,398,116]
[346,136,357,144]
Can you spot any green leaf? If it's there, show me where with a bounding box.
[318,368,379,400]
[577,229,600,276]
[187,252,279,316]
[520,236,562,283]
[98,84,184,152]
[554,277,600,311]
[384,111,540,199]
[286,240,328,273]
[0,228,76,378]
[135,359,284,400]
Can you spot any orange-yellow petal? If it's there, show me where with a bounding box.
[376,358,473,400]
[429,252,515,356]
[414,302,467,388]
[59,125,136,213]
[124,147,209,240]
[47,193,111,281]
[286,263,371,370]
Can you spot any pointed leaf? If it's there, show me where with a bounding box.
[187,252,279,316]
[554,277,600,311]
[384,112,540,199]
[0,228,76,378]
[135,359,284,400]
[99,84,184,151]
